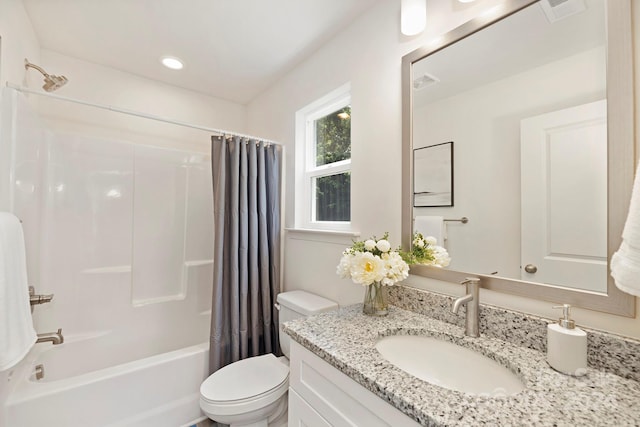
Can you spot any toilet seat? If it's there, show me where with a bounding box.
[200,354,289,416]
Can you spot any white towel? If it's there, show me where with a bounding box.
[0,212,37,371]
[611,163,640,296]
[414,216,446,246]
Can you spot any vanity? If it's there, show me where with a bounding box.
[284,298,640,426]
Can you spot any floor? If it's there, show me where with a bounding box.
[193,419,219,427]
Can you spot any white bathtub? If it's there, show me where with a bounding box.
[5,340,210,427]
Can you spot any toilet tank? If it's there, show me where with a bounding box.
[277,290,338,358]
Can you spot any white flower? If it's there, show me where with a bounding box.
[376,239,391,253]
[413,237,425,248]
[380,252,409,286]
[427,246,451,267]
[364,239,376,251]
[425,236,438,246]
[336,253,354,279]
[349,252,385,286]
[431,246,451,267]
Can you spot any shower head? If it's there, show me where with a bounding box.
[24,59,68,92]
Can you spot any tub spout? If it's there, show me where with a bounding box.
[36,328,64,345]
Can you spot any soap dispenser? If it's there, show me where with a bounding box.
[547,304,587,376]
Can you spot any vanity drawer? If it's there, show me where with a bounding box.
[289,341,421,427]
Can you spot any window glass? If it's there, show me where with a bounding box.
[313,172,351,221]
[314,106,351,167]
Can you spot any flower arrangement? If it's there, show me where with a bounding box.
[336,232,409,287]
[336,231,450,316]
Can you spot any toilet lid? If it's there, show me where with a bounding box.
[201,354,289,403]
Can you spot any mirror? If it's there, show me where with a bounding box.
[402,0,635,316]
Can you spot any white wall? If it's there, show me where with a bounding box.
[246,0,640,339]
[37,50,246,153]
[0,0,40,88]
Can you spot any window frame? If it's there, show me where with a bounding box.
[295,84,352,231]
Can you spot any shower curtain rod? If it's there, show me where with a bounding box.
[5,82,283,146]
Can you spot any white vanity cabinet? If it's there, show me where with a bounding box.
[288,340,422,427]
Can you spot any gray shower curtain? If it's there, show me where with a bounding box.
[209,135,282,374]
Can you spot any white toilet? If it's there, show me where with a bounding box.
[200,290,338,427]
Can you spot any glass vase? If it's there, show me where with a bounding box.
[362,282,388,316]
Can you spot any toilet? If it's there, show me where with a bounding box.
[200,290,338,427]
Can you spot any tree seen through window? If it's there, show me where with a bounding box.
[314,106,351,221]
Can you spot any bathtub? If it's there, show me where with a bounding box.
[5,339,210,427]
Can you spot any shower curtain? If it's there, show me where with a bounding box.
[209,135,282,373]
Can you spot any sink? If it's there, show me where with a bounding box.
[375,335,525,396]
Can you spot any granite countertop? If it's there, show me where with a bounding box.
[283,305,640,426]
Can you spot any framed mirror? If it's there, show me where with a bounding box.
[402,0,635,316]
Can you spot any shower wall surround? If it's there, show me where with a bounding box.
[2,88,214,359]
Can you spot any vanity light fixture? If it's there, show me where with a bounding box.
[161,56,184,70]
[458,0,477,3]
[401,0,427,36]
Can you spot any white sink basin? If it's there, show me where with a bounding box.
[375,335,525,396]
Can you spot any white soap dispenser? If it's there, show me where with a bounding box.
[547,304,587,376]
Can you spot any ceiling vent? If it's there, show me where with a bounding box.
[540,0,586,23]
[413,72,440,90]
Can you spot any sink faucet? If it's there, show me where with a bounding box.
[451,278,480,337]
[36,328,64,345]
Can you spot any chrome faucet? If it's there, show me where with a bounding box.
[36,328,64,345]
[451,278,480,337]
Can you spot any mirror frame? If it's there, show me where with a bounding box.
[402,0,635,316]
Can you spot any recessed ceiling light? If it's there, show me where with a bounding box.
[161,56,184,70]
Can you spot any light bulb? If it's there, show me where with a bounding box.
[401,0,427,36]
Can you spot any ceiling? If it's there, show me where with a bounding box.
[22,0,382,104]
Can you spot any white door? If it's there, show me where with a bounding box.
[520,100,607,292]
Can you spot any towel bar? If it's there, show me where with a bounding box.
[444,217,469,224]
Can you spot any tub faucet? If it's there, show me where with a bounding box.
[451,278,480,337]
[36,328,64,345]
[28,286,54,313]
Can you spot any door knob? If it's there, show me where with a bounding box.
[524,264,538,274]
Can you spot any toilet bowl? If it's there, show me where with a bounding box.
[200,354,289,427]
[199,290,338,427]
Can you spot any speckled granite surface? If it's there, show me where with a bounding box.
[283,305,640,427]
[388,285,640,382]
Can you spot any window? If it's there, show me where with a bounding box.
[295,84,351,230]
